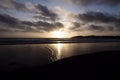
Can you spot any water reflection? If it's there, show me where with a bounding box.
[49,43,63,61]
[53,43,63,59]
[49,42,120,61]
[0,42,120,71]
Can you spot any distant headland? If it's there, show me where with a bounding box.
[71,36,120,39]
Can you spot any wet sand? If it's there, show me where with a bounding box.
[10,50,120,73]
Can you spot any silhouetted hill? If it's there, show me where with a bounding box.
[72,36,120,39]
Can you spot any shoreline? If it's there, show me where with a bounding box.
[0,40,120,45]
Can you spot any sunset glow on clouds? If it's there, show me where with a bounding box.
[0,0,120,38]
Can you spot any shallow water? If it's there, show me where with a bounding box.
[0,42,120,71]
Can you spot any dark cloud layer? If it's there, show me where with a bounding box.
[69,22,80,30]
[88,25,105,31]
[0,0,58,21]
[0,0,60,32]
[35,4,58,21]
[0,0,119,35]
[0,0,14,9]
[64,0,120,6]
[13,1,28,11]
[73,22,81,28]
[0,14,64,32]
[0,14,25,32]
[55,22,64,29]
[77,11,120,24]
[0,14,20,25]
[0,0,29,11]
[70,11,120,32]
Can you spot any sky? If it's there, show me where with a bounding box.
[0,0,120,38]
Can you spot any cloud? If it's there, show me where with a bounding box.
[22,21,36,27]
[54,6,120,32]
[0,13,25,32]
[73,22,81,28]
[88,25,105,31]
[69,22,81,30]
[0,0,58,20]
[55,22,64,29]
[54,6,77,31]
[0,0,29,11]
[0,0,59,24]
[0,0,61,32]
[68,11,120,32]
[0,14,64,32]
[0,13,30,32]
[64,0,120,6]
[13,1,29,11]
[0,13,20,25]
[0,0,14,9]
[54,6,76,21]
[35,21,64,32]
[34,4,58,21]
[77,11,120,24]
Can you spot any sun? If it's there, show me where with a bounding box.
[52,31,66,38]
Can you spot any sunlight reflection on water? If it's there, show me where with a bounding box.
[47,43,64,61]
[0,42,120,71]
[53,43,63,59]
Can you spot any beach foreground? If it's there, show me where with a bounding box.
[3,51,118,76]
